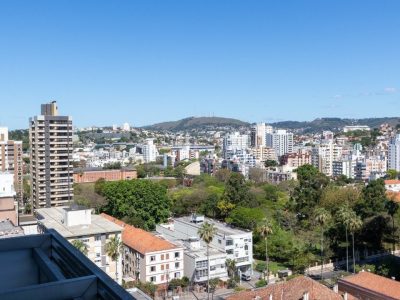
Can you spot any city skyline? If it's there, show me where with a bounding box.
[1,1,399,129]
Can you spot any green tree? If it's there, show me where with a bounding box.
[225,259,236,280]
[24,202,32,214]
[385,199,399,251]
[315,208,331,280]
[387,169,399,180]
[336,205,355,272]
[258,218,273,280]
[198,222,217,300]
[265,159,278,168]
[102,180,171,230]
[222,172,255,206]
[226,207,264,230]
[348,215,363,273]
[71,239,88,256]
[105,236,122,282]
[292,165,329,219]
[358,179,387,218]
[209,278,220,300]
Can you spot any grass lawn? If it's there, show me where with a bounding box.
[254,259,288,274]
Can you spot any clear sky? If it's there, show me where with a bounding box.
[1,1,399,129]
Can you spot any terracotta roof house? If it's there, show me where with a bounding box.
[101,214,184,286]
[225,275,342,300]
[338,271,400,300]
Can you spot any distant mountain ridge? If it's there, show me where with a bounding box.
[271,117,400,133]
[143,116,400,133]
[143,116,249,131]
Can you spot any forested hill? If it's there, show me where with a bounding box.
[143,116,249,131]
[271,117,400,133]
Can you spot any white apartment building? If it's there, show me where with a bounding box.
[142,139,158,163]
[157,215,253,275]
[250,123,273,148]
[30,101,73,208]
[121,123,131,131]
[343,125,370,133]
[101,214,184,286]
[36,206,123,284]
[388,134,400,171]
[266,129,294,157]
[223,132,249,159]
[312,142,343,176]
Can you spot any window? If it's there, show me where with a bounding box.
[174,272,181,278]
[175,262,180,269]
[166,264,169,270]
[161,254,164,260]
[227,249,234,255]
[150,276,156,282]
[218,239,222,244]
[226,240,234,246]
[161,265,164,271]
[174,252,180,258]
[95,235,101,241]
[150,266,156,272]
[150,256,156,262]
[166,253,170,260]
[161,275,165,281]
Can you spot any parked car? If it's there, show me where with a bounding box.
[241,273,251,281]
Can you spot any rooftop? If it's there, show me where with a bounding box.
[0,230,133,299]
[225,276,341,300]
[175,215,251,236]
[101,214,179,254]
[36,207,122,238]
[339,271,400,299]
[0,220,24,239]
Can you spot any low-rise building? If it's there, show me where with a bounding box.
[157,214,253,275]
[73,168,137,183]
[36,206,123,284]
[225,275,341,300]
[0,172,18,226]
[338,271,400,300]
[101,214,185,286]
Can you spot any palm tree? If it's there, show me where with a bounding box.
[315,208,331,280]
[71,239,88,256]
[348,215,362,273]
[337,205,352,272]
[105,236,122,282]
[258,218,273,281]
[225,259,236,280]
[198,222,217,300]
[385,199,399,251]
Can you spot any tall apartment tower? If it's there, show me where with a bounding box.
[266,129,294,157]
[0,127,23,203]
[250,123,273,147]
[388,134,400,171]
[30,101,73,208]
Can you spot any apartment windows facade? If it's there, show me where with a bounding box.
[29,101,73,208]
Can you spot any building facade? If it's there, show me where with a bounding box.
[30,101,73,208]
[0,127,23,203]
[388,134,400,171]
[101,214,184,286]
[73,168,137,183]
[36,206,123,284]
[266,129,294,157]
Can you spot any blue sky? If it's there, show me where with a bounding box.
[0,1,399,129]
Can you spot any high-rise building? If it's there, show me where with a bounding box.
[388,134,400,171]
[0,127,23,203]
[266,129,294,157]
[312,142,343,176]
[142,138,158,163]
[30,101,73,208]
[222,132,249,159]
[250,123,273,147]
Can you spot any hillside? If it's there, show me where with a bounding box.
[143,116,249,131]
[271,117,400,133]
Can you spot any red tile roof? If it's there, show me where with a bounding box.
[386,191,400,202]
[100,213,178,254]
[385,180,400,185]
[225,276,342,300]
[339,271,400,299]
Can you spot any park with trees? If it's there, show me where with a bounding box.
[74,164,400,286]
